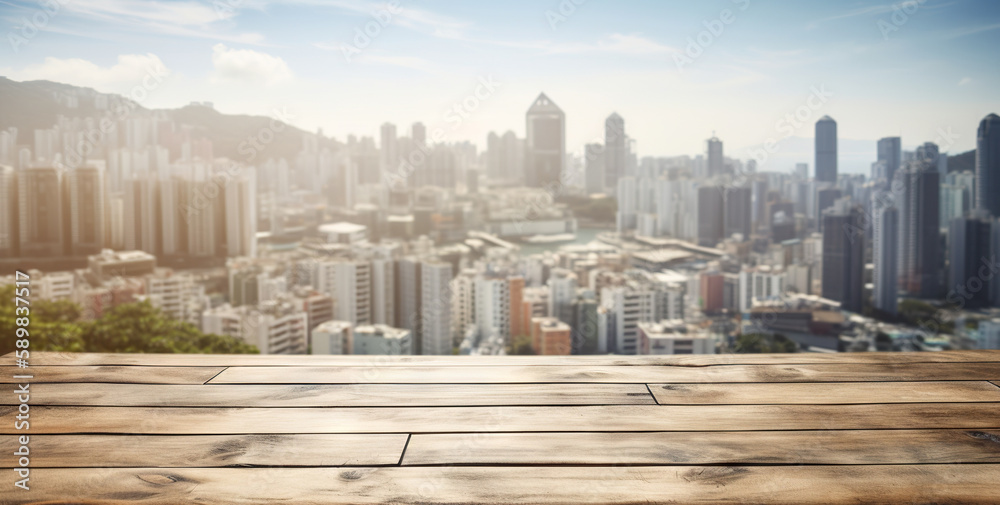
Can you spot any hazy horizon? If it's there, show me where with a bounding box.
[3,0,999,170]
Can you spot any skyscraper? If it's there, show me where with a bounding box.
[124,173,160,255]
[976,113,1000,217]
[420,260,452,355]
[877,136,901,184]
[815,116,838,183]
[873,203,899,315]
[547,268,577,325]
[604,113,625,189]
[584,143,604,195]
[816,186,842,231]
[821,200,865,313]
[697,184,724,247]
[898,161,942,298]
[706,136,724,178]
[724,186,752,241]
[225,168,257,258]
[66,165,105,256]
[18,166,64,257]
[616,176,637,231]
[525,93,565,188]
[948,211,993,309]
[377,122,397,185]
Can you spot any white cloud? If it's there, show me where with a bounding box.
[5,54,170,93]
[211,44,292,86]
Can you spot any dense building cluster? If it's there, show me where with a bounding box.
[2,84,1000,354]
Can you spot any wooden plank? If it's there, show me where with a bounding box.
[0,383,655,407]
[5,404,999,434]
[5,465,999,504]
[210,362,1000,384]
[649,381,1000,404]
[403,429,1000,466]
[0,366,226,384]
[12,350,1000,366]
[0,434,406,468]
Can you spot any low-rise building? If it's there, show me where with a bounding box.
[353,324,412,355]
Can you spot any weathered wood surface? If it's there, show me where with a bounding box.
[4,465,1000,505]
[2,383,656,406]
[12,349,1000,366]
[211,362,1000,384]
[0,434,407,467]
[0,365,226,384]
[402,429,1000,465]
[649,380,1000,404]
[3,352,999,504]
[5,403,999,434]
[8,430,999,469]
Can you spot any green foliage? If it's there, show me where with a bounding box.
[508,334,536,355]
[0,284,257,355]
[874,332,893,352]
[897,299,953,335]
[734,333,799,354]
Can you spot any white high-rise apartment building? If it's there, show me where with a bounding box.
[475,277,510,341]
[225,168,257,258]
[420,261,453,355]
[312,259,372,326]
[202,299,308,355]
[67,165,105,256]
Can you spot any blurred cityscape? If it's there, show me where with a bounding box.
[1,77,999,356]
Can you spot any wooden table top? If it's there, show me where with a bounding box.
[3,351,1000,504]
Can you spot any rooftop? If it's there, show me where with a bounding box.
[3,351,1000,503]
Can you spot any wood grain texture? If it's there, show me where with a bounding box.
[0,434,407,468]
[402,429,1000,465]
[11,349,1000,366]
[0,366,226,384]
[5,404,999,434]
[210,362,1000,384]
[649,381,1000,404]
[4,465,1000,505]
[1,383,656,407]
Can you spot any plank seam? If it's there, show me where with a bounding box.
[203,367,229,385]
[990,381,1000,390]
[398,434,412,466]
[645,384,659,405]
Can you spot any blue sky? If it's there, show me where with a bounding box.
[1,0,999,172]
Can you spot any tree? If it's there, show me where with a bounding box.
[0,284,257,355]
[508,334,535,355]
[734,333,799,353]
[80,301,258,353]
[874,332,893,352]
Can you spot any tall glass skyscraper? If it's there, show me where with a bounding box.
[525,93,565,188]
[815,116,838,183]
[976,113,1000,217]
